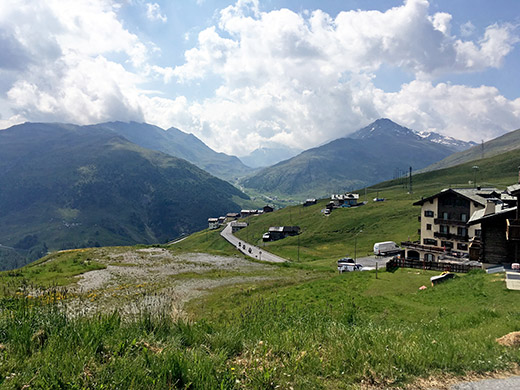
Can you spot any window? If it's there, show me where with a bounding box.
[423,238,437,246]
[457,243,468,251]
[475,229,482,237]
[457,227,468,237]
[425,253,435,261]
[424,210,434,217]
[461,213,467,222]
[426,224,432,230]
[441,241,453,249]
[442,212,449,220]
[440,225,449,234]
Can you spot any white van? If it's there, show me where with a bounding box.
[373,241,400,256]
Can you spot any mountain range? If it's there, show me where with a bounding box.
[240,119,475,198]
[88,121,253,181]
[0,117,508,270]
[0,122,249,270]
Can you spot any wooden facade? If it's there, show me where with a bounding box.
[470,209,520,264]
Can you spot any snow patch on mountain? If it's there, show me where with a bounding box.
[348,118,475,152]
[417,131,477,151]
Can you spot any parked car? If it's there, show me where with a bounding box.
[337,257,361,273]
[373,241,400,256]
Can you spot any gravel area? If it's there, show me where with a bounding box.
[67,248,277,317]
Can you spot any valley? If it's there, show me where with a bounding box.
[1,143,520,388]
[2,2,520,388]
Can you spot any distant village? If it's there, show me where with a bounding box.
[208,176,520,289]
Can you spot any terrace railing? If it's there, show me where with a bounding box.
[386,257,482,273]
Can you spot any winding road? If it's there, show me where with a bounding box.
[220,223,287,263]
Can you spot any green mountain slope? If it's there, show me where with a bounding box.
[89,121,253,181]
[423,127,520,172]
[233,147,520,266]
[0,122,248,269]
[241,119,458,198]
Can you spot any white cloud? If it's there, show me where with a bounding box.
[165,0,520,154]
[0,0,147,126]
[372,81,520,141]
[0,0,519,159]
[146,2,167,23]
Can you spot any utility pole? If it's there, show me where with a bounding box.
[354,229,363,261]
[409,166,413,194]
[297,234,300,261]
[472,165,479,188]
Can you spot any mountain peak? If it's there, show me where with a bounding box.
[349,118,416,140]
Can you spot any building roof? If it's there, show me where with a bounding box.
[231,221,248,227]
[501,192,517,202]
[269,226,284,232]
[413,187,498,206]
[332,193,359,200]
[208,218,219,222]
[268,226,300,233]
[507,183,520,196]
[468,204,517,225]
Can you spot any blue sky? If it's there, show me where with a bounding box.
[1,0,519,155]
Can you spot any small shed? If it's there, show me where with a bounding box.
[263,205,274,213]
[240,209,258,218]
[264,226,300,241]
[303,199,317,207]
[208,218,219,230]
[226,213,240,221]
[231,221,248,233]
[344,193,360,206]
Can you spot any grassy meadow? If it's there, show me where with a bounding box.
[234,148,520,268]
[0,150,520,388]
[1,268,520,389]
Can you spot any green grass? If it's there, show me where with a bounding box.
[186,269,520,388]
[0,250,106,295]
[169,227,238,256]
[1,269,520,389]
[234,148,520,265]
[1,146,520,388]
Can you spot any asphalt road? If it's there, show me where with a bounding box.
[450,376,520,390]
[220,223,287,263]
[353,254,393,268]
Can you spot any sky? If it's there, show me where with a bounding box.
[1,0,520,156]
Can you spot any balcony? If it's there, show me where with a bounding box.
[434,232,469,242]
[401,241,446,253]
[434,218,467,226]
